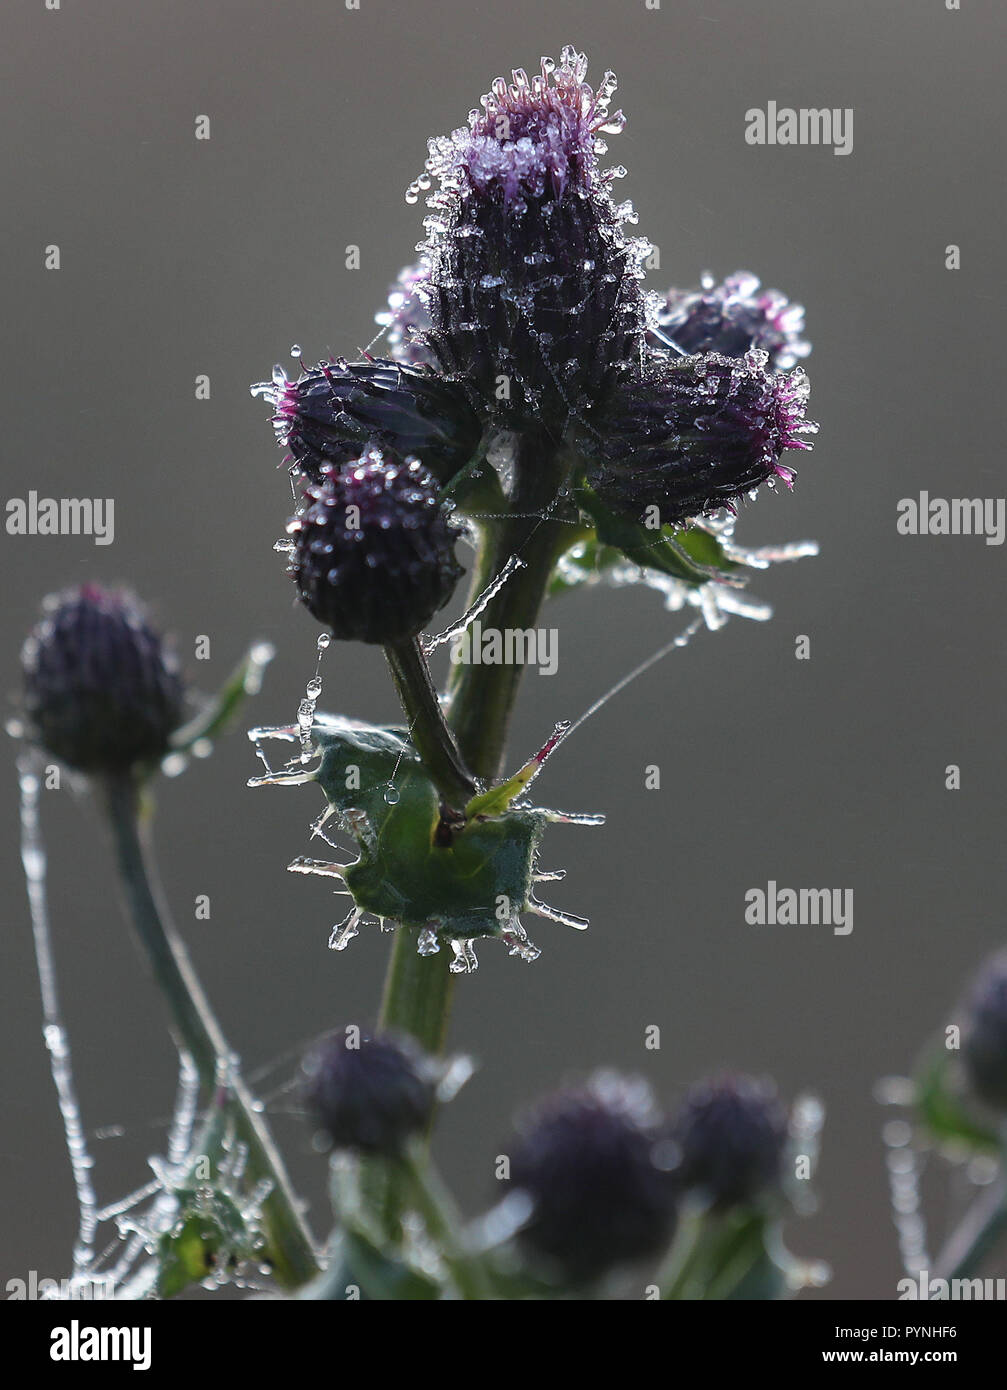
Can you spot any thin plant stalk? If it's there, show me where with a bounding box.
[101,772,319,1289]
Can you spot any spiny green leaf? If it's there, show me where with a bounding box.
[313,716,545,940]
[572,485,739,587]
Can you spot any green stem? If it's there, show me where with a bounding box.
[101,773,319,1290]
[659,1210,711,1300]
[379,432,570,1051]
[367,929,456,1240]
[396,1140,492,1300]
[447,435,572,780]
[934,1175,1007,1282]
[369,433,569,1252]
[384,636,476,811]
[380,927,456,1054]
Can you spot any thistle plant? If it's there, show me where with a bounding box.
[15,44,878,1302]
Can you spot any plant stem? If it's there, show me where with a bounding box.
[934,1175,1007,1282]
[447,434,571,780]
[101,773,319,1290]
[379,433,570,1052]
[369,434,569,1253]
[384,636,476,811]
[380,927,456,1054]
[397,1140,491,1300]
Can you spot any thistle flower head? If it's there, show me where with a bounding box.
[287,447,462,644]
[962,953,1007,1112]
[21,584,185,774]
[418,46,649,428]
[375,264,435,367]
[582,348,818,526]
[670,1073,789,1208]
[652,272,810,371]
[258,357,482,487]
[444,49,624,208]
[303,1027,438,1156]
[507,1071,677,1283]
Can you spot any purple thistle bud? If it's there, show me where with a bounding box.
[419,47,649,428]
[581,349,818,526]
[670,1073,789,1208]
[374,264,435,367]
[962,953,1007,1112]
[257,357,483,488]
[287,448,462,644]
[21,585,185,775]
[651,271,810,371]
[507,1072,677,1283]
[303,1027,438,1156]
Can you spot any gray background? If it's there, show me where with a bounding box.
[2,0,1004,1300]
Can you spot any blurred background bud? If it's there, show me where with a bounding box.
[670,1072,789,1208]
[962,952,1007,1112]
[21,584,185,774]
[506,1070,677,1283]
[303,1026,438,1156]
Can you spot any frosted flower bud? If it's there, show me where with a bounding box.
[287,448,462,644]
[419,47,647,428]
[21,585,184,774]
[259,357,483,487]
[652,272,810,371]
[374,264,435,367]
[581,349,818,526]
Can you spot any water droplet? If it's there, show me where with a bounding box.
[528,897,590,931]
[383,785,400,805]
[289,344,302,359]
[316,633,331,652]
[449,939,479,973]
[328,908,363,952]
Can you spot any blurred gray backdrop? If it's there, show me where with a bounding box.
[2,0,1004,1300]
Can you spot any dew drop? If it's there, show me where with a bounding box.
[449,939,479,974]
[328,908,363,952]
[383,785,400,805]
